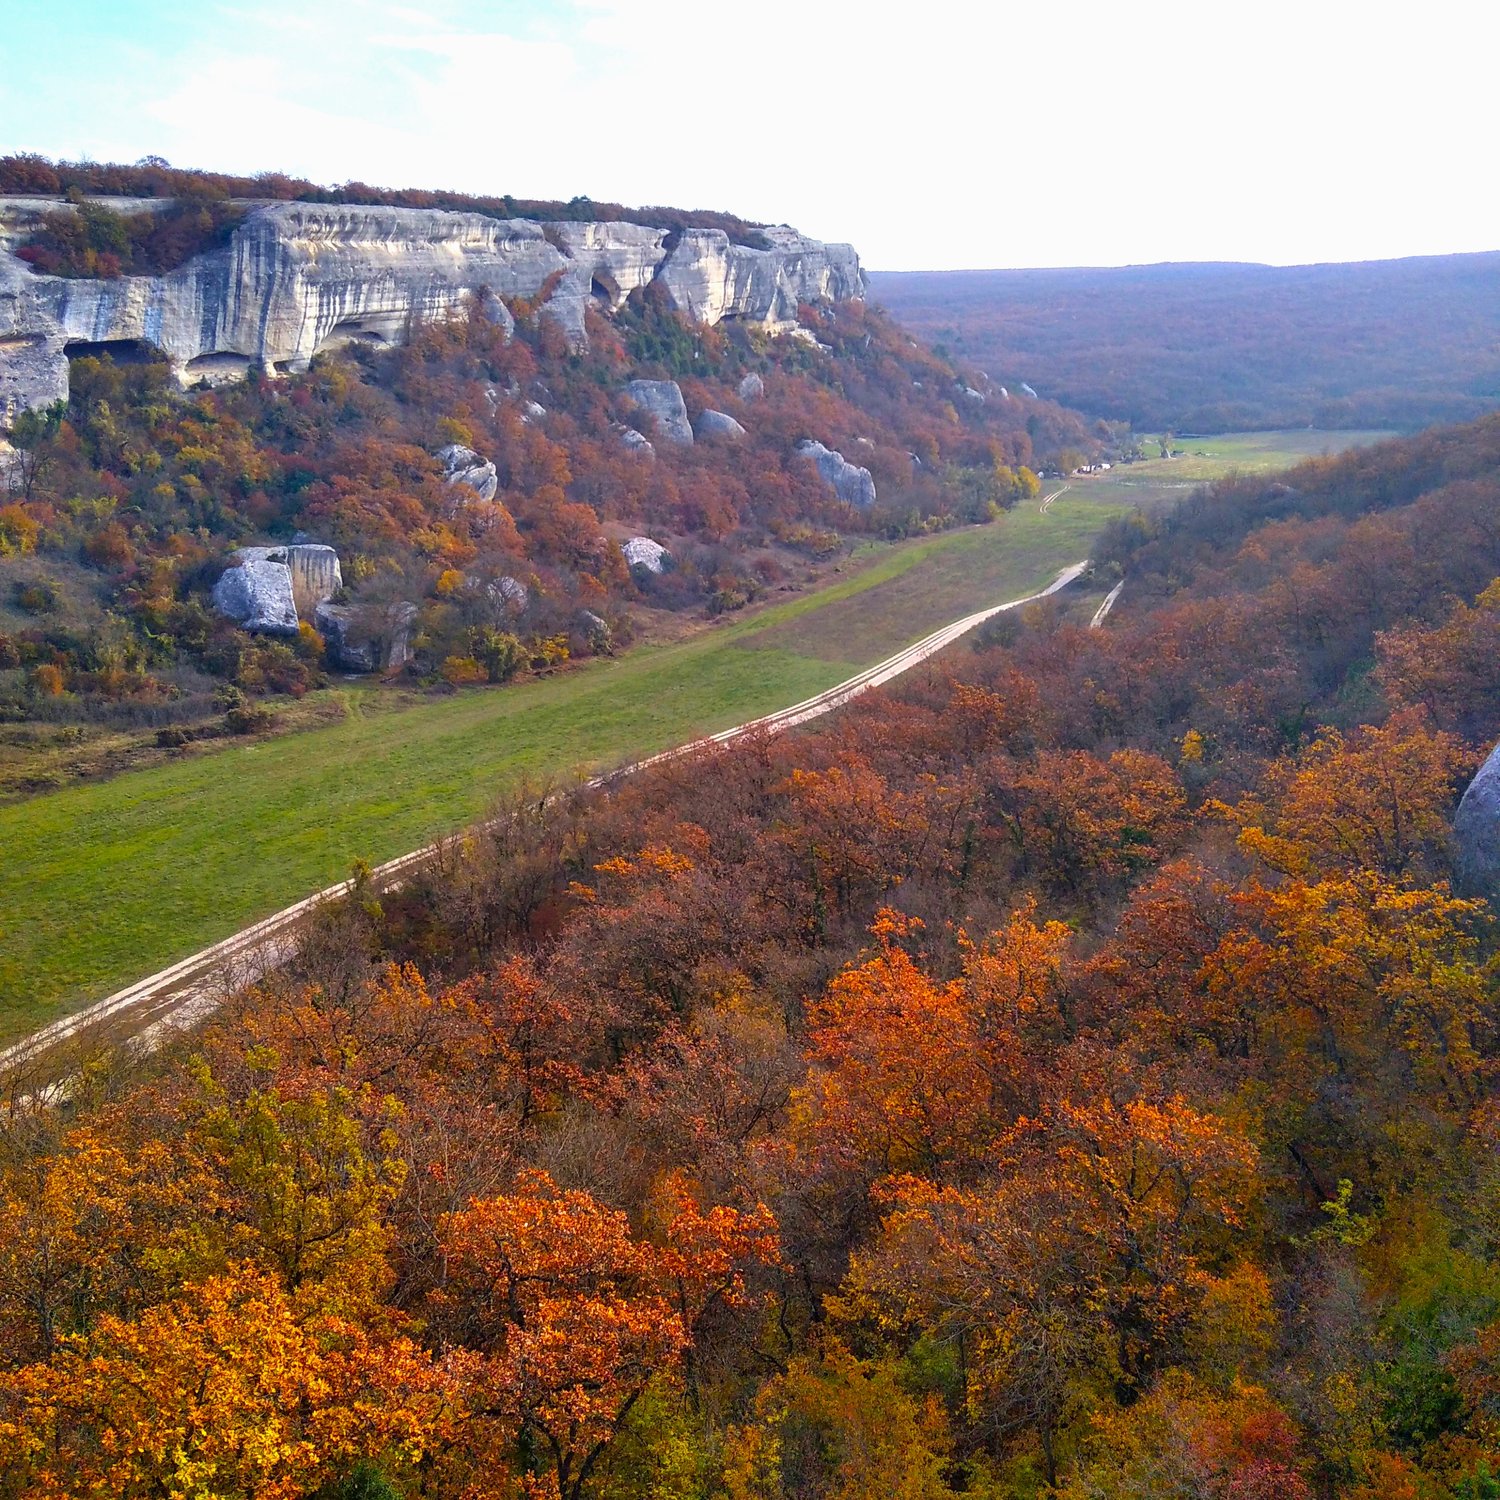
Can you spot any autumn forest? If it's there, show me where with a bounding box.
[7,403,1500,1498]
[7,148,1500,1500]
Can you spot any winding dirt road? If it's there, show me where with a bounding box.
[1,561,1087,1091]
[1090,579,1125,627]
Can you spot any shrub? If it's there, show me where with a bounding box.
[224,704,273,734]
[14,580,58,614]
[440,655,487,686]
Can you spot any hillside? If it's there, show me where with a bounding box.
[6,408,1500,1496]
[0,159,1105,792]
[871,251,1500,432]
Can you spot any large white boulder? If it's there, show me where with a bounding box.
[796,439,877,508]
[622,536,671,573]
[212,552,299,635]
[213,542,341,634]
[626,379,693,445]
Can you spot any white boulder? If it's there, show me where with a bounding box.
[695,408,746,441]
[212,552,299,635]
[796,439,877,508]
[438,443,499,502]
[622,536,671,574]
[626,379,693,445]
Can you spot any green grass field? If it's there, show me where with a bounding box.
[0,431,1384,1041]
[1145,429,1393,480]
[1068,429,1393,517]
[0,496,1116,1039]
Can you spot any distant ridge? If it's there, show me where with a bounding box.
[871,250,1500,432]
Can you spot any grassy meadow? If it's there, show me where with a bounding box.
[1076,429,1394,513]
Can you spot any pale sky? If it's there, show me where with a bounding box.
[2,0,1497,271]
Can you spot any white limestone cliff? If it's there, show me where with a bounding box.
[0,199,864,425]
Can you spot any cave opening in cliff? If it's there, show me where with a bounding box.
[64,338,167,367]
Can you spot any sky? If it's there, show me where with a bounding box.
[2,0,1498,272]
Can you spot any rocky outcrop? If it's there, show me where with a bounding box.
[738,372,765,400]
[284,543,341,618]
[316,599,417,673]
[695,408,746,441]
[212,542,341,635]
[212,550,300,635]
[0,199,864,425]
[627,379,693,445]
[613,424,655,459]
[1455,742,1500,896]
[439,443,499,502]
[655,226,862,331]
[315,603,376,672]
[796,439,877,508]
[622,536,670,573]
[578,609,612,652]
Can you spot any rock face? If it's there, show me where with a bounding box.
[622,536,670,573]
[655,225,861,330]
[284,543,342,618]
[212,551,300,635]
[1454,742,1500,896]
[796,439,877,508]
[212,543,341,635]
[738,372,764,400]
[439,443,499,502]
[627,379,693,445]
[316,599,417,673]
[695,408,746,441]
[314,603,376,672]
[0,198,864,425]
[613,424,655,459]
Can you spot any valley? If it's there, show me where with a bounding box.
[0,496,1103,1037]
[0,428,1384,1040]
[3,117,1499,1497]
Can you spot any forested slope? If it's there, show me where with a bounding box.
[7,414,1500,1495]
[872,252,1500,432]
[0,258,1097,780]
